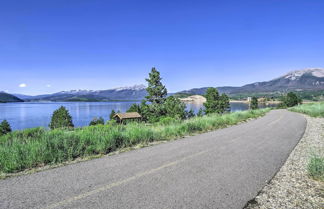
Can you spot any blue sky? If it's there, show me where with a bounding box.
[1,0,323,95]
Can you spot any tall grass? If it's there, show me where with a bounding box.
[308,155,324,181]
[289,102,324,117]
[0,109,270,174]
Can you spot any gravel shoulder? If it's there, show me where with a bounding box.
[246,115,324,209]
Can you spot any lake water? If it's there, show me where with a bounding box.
[0,102,274,130]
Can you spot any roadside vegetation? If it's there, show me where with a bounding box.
[277,92,302,108]
[288,102,324,182]
[308,155,324,181]
[0,68,272,175]
[289,102,324,117]
[0,108,270,174]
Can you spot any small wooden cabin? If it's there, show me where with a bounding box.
[113,112,142,123]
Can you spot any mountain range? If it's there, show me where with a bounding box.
[2,68,324,103]
[177,68,324,99]
[0,92,24,103]
[13,84,148,102]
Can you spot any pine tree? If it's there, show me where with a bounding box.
[250,97,258,110]
[204,88,230,114]
[220,93,230,113]
[109,109,116,120]
[89,117,105,126]
[197,108,204,117]
[186,109,195,119]
[163,96,186,119]
[285,92,302,107]
[204,88,220,114]
[0,120,12,136]
[145,67,168,104]
[127,103,141,113]
[49,106,74,129]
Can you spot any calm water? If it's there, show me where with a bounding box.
[0,102,273,130]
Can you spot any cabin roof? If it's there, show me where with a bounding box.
[113,112,142,120]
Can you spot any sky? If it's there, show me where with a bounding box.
[0,0,324,95]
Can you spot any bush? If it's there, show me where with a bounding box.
[186,109,195,119]
[308,156,324,181]
[279,92,302,108]
[197,108,204,117]
[0,120,11,136]
[250,97,258,110]
[204,88,230,114]
[49,106,74,130]
[89,117,105,126]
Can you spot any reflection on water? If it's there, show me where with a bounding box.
[0,102,275,130]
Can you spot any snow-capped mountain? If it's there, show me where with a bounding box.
[283,69,324,80]
[239,68,324,92]
[14,69,324,102]
[114,84,146,91]
[18,85,147,102]
[178,68,324,96]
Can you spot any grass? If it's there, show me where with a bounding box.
[0,109,270,175]
[308,155,324,181]
[289,102,324,182]
[289,102,324,117]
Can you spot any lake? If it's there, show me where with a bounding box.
[0,102,274,130]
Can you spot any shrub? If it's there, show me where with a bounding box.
[197,108,204,117]
[89,117,105,126]
[250,97,258,110]
[127,103,141,113]
[186,109,195,119]
[109,110,116,120]
[279,92,302,108]
[0,120,11,136]
[163,96,187,119]
[49,106,74,129]
[204,88,230,114]
[308,156,324,181]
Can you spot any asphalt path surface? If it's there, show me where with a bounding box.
[0,110,306,209]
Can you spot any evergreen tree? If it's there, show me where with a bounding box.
[109,109,116,120]
[285,92,302,107]
[204,88,230,114]
[0,120,11,136]
[250,97,258,110]
[127,103,141,113]
[279,92,302,108]
[145,67,168,104]
[197,108,204,117]
[219,93,230,113]
[204,88,220,114]
[186,109,195,119]
[139,101,150,122]
[49,106,74,129]
[89,117,105,126]
[163,96,186,119]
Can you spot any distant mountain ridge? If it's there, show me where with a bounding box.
[11,69,324,102]
[15,84,148,102]
[178,68,324,97]
[0,92,24,103]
